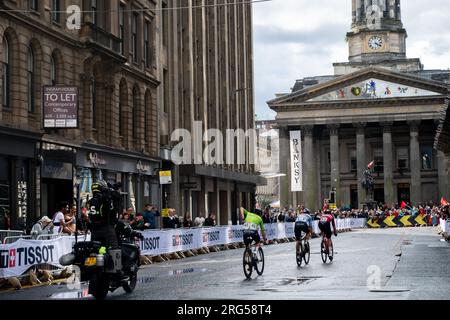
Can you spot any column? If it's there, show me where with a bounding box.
[409,121,421,205]
[278,127,290,208]
[438,151,449,201]
[328,124,341,206]
[382,122,395,206]
[355,123,366,208]
[304,125,318,211]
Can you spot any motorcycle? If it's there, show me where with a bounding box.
[60,221,143,300]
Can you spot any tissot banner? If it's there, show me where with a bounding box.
[0,237,75,278]
[290,131,303,191]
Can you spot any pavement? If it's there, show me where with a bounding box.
[0,227,449,300]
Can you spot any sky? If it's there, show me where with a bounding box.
[252,0,450,120]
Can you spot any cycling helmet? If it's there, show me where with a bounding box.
[303,208,310,214]
[91,180,108,194]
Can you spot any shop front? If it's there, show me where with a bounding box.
[0,126,40,231]
[76,147,161,216]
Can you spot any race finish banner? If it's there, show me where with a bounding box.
[290,131,302,192]
[43,86,78,128]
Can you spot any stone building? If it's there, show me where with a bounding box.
[0,0,160,230]
[268,0,450,211]
[158,0,263,225]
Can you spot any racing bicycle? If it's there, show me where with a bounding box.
[243,241,265,279]
[296,233,310,267]
[320,233,335,263]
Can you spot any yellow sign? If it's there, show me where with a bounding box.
[159,171,172,184]
[400,215,413,227]
[367,219,381,228]
[329,203,337,210]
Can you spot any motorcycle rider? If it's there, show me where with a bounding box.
[86,180,121,249]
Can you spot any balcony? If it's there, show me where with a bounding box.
[81,22,125,62]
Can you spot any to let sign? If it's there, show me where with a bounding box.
[43,86,78,128]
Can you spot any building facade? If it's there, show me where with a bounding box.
[157,0,263,225]
[255,120,280,205]
[269,0,450,211]
[0,0,161,230]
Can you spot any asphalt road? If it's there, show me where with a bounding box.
[1,227,449,300]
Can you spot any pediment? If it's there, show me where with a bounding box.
[306,78,442,102]
[268,68,448,107]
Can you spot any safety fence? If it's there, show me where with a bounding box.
[366,215,433,228]
[0,219,367,279]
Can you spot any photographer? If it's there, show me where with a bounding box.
[85,180,122,249]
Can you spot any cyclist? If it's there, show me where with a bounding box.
[318,209,337,259]
[295,208,313,255]
[240,207,267,247]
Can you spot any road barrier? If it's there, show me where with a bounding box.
[0,219,367,279]
[366,215,429,228]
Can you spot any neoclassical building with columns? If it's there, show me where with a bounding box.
[268,0,450,210]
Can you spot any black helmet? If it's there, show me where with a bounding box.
[92,180,108,194]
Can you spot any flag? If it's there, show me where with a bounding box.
[441,198,449,207]
[400,201,407,209]
[367,160,375,169]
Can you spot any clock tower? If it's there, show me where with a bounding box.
[334,0,423,75]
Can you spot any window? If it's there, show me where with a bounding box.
[162,1,168,47]
[132,13,138,63]
[397,147,409,170]
[132,87,139,140]
[118,98,123,137]
[2,36,10,109]
[50,54,56,85]
[51,0,60,23]
[144,92,151,143]
[421,146,433,170]
[92,79,96,129]
[163,69,169,113]
[350,149,357,172]
[27,46,35,113]
[91,0,98,25]
[144,20,151,68]
[30,0,39,11]
[119,3,125,55]
[373,148,384,173]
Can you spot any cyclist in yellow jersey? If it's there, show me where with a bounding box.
[240,207,267,247]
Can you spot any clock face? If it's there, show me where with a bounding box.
[368,36,383,50]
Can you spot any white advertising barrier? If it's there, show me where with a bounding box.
[0,236,77,278]
[140,228,202,256]
[440,219,449,233]
[201,227,227,247]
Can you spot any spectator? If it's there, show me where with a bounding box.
[203,213,216,227]
[63,205,77,235]
[183,212,194,228]
[130,213,148,230]
[31,216,54,239]
[262,208,271,224]
[119,208,133,224]
[194,213,205,227]
[143,204,160,229]
[52,201,69,234]
[163,208,178,229]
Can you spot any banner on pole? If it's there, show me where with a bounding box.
[290,131,302,191]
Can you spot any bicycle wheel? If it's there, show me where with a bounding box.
[255,247,265,276]
[328,241,334,262]
[296,243,303,267]
[303,241,310,265]
[320,240,328,263]
[243,248,253,279]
